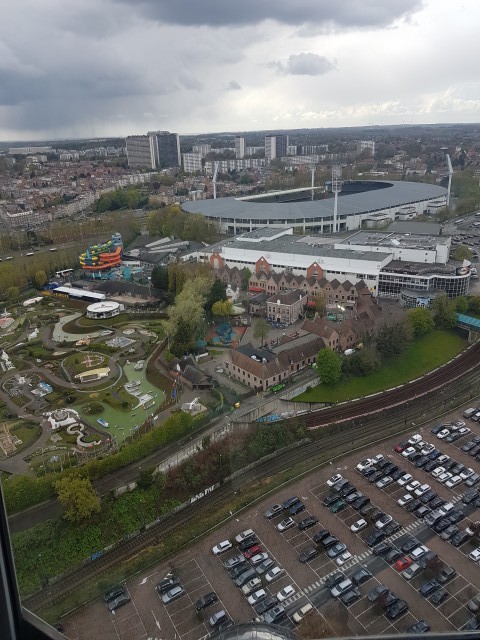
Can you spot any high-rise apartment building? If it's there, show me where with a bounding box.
[265,134,289,160]
[126,131,180,169]
[235,136,246,159]
[125,135,156,169]
[149,131,181,168]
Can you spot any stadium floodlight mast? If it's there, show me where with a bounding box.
[332,164,342,233]
[310,164,316,201]
[213,160,219,200]
[446,153,453,207]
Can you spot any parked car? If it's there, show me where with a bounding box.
[195,591,218,611]
[298,516,318,531]
[277,517,295,532]
[330,499,347,513]
[255,557,275,575]
[247,588,267,606]
[264,504,283,519]
[162,586,185,604]
[368,584,388,603]
[397,493,413,507]
[299,547,318,563]
[312,530,331,544]
[238,536,259,552]
[263,604,286,625]
[383,520,401,536]
[385,548,403,564]
[331,579,353,598]
[156,577,180,595]
[366,529,385,547]
[351,518,367,532]
[351,567,372,585]
[327,474,343,487]
[255,595,278,616]
[419,580,441,597]
[375,514,393,530]
[402,562,422,580]
[265,566,284,583]
[244,545,262,559]
[437,565,457,584]
[385,599,409,620]
[325,572,346,589]
[234,568,256,587]
[108,593,131,612]
[212,540,232,555]
[373,542,393,556]
[292,603,313,624]
[241,577,262,596]
[277,584,295,602]
[327,543,348,559]
[289,501,306,515]
[407,621,430,634]
[209,610,228,628]
[397,473,413,486]
[104,585,126,602]
[249,552,269,566]
[340,588,361,606]
[282,496,300,510]
[394,557,413,572]
[235,529,255,544]
[321,535,339,548]
[430,588,448,605]
[335,550,353,566]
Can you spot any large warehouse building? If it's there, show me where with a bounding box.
[182,180,447,235]
[183,226,471,300]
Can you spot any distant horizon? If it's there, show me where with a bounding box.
[2,121,480,147]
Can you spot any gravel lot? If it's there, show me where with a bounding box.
[63,404,480,639]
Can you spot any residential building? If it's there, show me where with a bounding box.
[150,130,180,168]
[266,289,308,324]
[126,135,156,169]
[192,144,211,158]
[357,140,375,156]
[182,153,202,173]
[235,137,246,159]
[265,135,288,160]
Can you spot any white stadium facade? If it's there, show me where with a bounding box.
[182,180,448,235]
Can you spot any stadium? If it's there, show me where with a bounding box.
[182,180,447,235]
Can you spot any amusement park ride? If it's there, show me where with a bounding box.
[79,233,123,272]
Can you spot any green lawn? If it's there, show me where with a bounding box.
[295,330,467,403]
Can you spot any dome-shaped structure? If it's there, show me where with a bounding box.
[211,622,295,640]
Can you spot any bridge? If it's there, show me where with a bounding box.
[456,313,480,341]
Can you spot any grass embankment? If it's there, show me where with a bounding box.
[296,330,466,403]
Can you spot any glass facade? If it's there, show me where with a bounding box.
[379,269,470,298]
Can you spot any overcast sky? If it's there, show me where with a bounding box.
[1,0,479,141]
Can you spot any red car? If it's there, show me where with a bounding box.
[244,545,262,559]
[394,442,408,453]
[394,556,413,572]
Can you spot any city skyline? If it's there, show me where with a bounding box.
[1,0,480,141]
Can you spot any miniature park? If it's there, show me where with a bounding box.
[0,226,475,615]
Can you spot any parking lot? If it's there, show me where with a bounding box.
[63,405,480,638]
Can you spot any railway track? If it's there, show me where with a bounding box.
[23,343,480,613]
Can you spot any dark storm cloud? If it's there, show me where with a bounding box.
[268,53,335,76]
[118,0,423,29]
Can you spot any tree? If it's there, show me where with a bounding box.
[316,348,342,386]
[432,293,457,329]
[34,269,47,288]
[375,321,412,360]
[211,300,233,319]
[164,276,210,338]
[253,317,270,347]
[241,267,252,291]
[455,244,473,261]
[315,294,326,316]
[206,279,227,311]
[54,474,101,523]
[407,307,434,337]
[170,317,195,357]
[355,346,381,376]
[455,296,469,314]
[150,265,168,291]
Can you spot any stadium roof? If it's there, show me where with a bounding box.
[183,180,447,221]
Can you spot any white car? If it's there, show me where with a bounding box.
[458,427,471,437]
[277,517,295,532]
[331,578,353,598]
[250,552,269,566]
[468,548,480,563]
[335,551,353,566]
[235,529,255,544]
[439,502,454,516]
[421,443,435,455]
[406,480,421,493]
[402,447,416,458]
[454,420,466,428]
[277,585,295,602]
[437,455,450,464]
[356,459,373,472]
[408,434,422,445]
[351,519,367,532]
[431,466,446,478]
[265,566,284,583]
[372,454,385,464]
[397,493,413,507]
[375,514,393,530]
[414,483,431,497]
[247,588,267,606]
[437,472,453,484]
[460,468,474,481]
[293,603,313,624]
[212,540,232,555]
[410,545,429,560]
[445,475,462,489]
[437,429,450,439]
[376,476,393,489]
[397,473,413,486]
[327,474,343,487]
